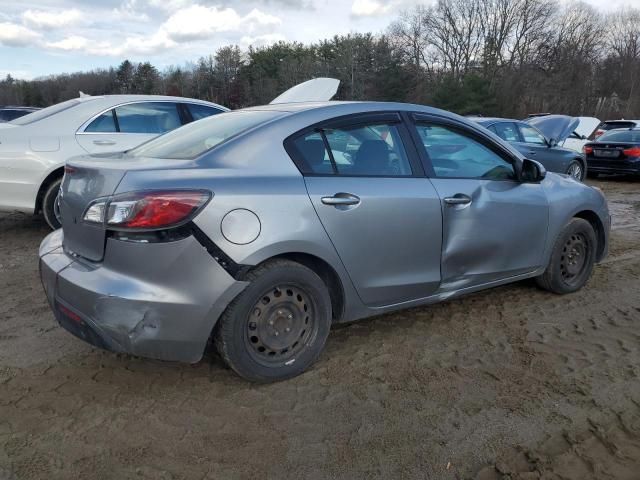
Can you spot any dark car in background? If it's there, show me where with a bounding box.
[0,106,39,122]
[583,128,640,177]
[471,115,587,180]
[593,120,640,139]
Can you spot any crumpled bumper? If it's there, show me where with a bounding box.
[39,229,248,363]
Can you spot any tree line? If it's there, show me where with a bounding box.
[1,0,638,120]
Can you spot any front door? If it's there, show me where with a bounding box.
[411,119,549,289]
[287,114,443,307]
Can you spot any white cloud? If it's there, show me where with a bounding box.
[162,5,281,41]
[23,9,84,29]
[45,35,89,51]
[351,0,392,17]
[0,22,41,47]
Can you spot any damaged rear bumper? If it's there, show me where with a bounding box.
[39,229,248,363]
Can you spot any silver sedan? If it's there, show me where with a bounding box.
[39,101,610,382]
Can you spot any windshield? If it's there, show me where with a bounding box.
[130,110,282,159]
[10,98,83,125]
[598,130,640,143]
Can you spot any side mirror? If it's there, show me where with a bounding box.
[547,137,558,147]
[521,158,546,183]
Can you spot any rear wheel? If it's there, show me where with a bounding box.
[566,161,585,181]
[214,259,332,382]
[42,177,62,230]
[536,218,597,294]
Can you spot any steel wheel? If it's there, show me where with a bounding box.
[560,233,589,285]
[244,284,316,366]
[567,162,583,181]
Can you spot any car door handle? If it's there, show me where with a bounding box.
[93,140,116,146]
[321,193,360,206]
[528,150,536,155]
[443,194,472,206]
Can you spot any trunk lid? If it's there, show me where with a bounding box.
[59,156,128,261]
[270,78,339,104]
[586,141,637,161]
[525,115,579,144]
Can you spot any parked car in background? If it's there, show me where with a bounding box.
[583,128,640,177]
[40,100,610,382]
[593,119,640,139]
[471,116,587,180]
[527,114,600,153]
[0,95,227,228]
[0,106,39,122]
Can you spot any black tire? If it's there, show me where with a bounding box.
[42,177,62,230]
[214,259,332,382]
[566,160,585,181]
[536,218,597,294]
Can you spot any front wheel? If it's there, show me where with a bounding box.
[42,177,62,230]
[566,160,585,181]
[536,218,597,294]
[214,259,332,382]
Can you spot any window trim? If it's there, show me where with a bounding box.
[76,100,224,135]
[283,111,425,178]
[408,113,522,182]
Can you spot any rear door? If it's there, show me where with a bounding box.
[410,115,549,288]
[76,101,182,154]
[287,113,442,307]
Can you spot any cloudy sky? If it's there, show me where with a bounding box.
[0,0,635,79]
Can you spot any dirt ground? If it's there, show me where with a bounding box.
[1,177,639,480]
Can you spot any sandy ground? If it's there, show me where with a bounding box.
[1,177,639,480]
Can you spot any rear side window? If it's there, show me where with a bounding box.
[416,123,515,180]
[291,123,412,176]
[186,103,223,121]
[115,102,181,134]
[492,122,521,142]
[85,110,117,132]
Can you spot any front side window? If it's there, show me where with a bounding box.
[186,103,224,121]
[416,123,515,180]
[519,124,547,145]
[492,122,521,142]
[85,110,117,132]
[291,122,412,176]
[115,102,181,134]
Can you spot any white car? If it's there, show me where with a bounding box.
[0,95,227,228]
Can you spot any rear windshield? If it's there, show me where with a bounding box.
[601,121,636,131]
[10,99,82,125]
[130,110,281,159]
[598,130,640,143]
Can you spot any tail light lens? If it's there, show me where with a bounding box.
[623,147,640,157]
[583,146,593,154]
[83,190,211,230]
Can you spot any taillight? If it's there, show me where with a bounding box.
[594,130,604,138]
[623,147,640,157]
[583,146,593,154]
[83,190,211,230]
